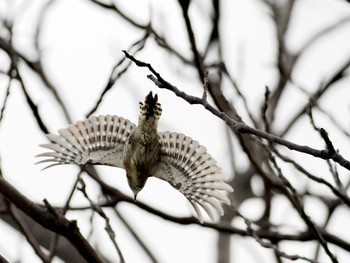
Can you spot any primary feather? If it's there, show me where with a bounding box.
[36,115,135,169]
[151,132,233,223]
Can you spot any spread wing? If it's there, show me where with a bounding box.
[36,115,136,169]
[151,131,233,223]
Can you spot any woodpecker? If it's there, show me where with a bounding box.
[37,92,233,223]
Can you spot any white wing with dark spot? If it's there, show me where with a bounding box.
[36,115,136,169]
[151,131,233,223]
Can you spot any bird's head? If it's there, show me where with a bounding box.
[126,169,148,201]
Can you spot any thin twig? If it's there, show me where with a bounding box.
[77,177,125,263]
[267,151,338,263]
[262,86,271,133]
[123,51,350,171]
[8,203,51,262]
[275,150,350,207]
[114,209,158,262]
[236,209,318,263]
[86,29,150,117]
[48,174,81,261]
[0,76,12,125]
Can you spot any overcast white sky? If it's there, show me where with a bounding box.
[1,0,350,262]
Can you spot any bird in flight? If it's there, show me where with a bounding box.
[37,92,233,223]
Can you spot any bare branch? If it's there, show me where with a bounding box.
[123,51,350,171]
[8,204,50,262]
[77,177,125,263]
[0,176,105,263]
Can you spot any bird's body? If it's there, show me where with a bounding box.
[123,93,162,198]
[37,92,233,223]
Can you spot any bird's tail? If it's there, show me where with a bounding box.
[138,92,162,131]
[139,91,162,120]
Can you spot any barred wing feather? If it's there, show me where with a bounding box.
[151,132,233,223]
[36,115,135,169]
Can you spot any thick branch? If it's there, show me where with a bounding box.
[0,177,104,263]
[71,196,350,252]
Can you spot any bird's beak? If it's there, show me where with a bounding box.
[133,192,138,202]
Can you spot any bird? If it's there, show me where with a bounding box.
[36,92,233,223]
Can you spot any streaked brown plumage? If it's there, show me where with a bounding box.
[37,92,233,223]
